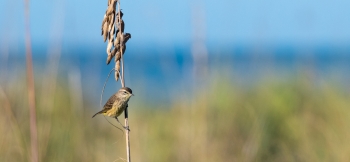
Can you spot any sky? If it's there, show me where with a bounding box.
[1,0,350,49]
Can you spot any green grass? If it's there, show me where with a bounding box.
[1,75,350,161]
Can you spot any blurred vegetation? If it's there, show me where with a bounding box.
[1,72,350,162]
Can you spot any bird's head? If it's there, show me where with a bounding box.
[118,87,134,99]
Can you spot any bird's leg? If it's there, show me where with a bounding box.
[115,117,130,131]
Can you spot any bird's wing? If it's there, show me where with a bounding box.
[102,94,120,111]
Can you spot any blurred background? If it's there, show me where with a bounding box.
[1,0,350,161]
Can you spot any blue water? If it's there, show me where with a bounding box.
[3,43,350,104]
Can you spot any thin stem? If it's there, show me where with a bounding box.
[117,2,125,88]
[124,106,130,162]
[24,0,38,161]
[117,1,130,162]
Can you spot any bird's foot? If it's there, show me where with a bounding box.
[123,126,130,131]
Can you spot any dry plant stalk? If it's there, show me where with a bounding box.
[24,0,38,161]
[101,0,132,161]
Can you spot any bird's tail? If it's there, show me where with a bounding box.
[92,110,103,118]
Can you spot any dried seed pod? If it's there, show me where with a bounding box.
[107,14,115,38]
[109,46,120,64]
[106,55,113,65]
[111,32,120,56]
[114,51,121,62]
[120,43,126,54]
[119,19,125,33]
[113,33,130,62]
[112,23,116,35]
[115,11,124,33]
[123,33,131,44]
[107,49,117,65]
[114,33,124,61]
[116,11,124,21]
[119,30,125,45]
[115,31,122,46]
[110,23,115,40]
[111,45,120,59]
[101,14,107,31]
[106,38,113,55]
[101,7,112,29]
[114,45,126,61]
[101,0,116,40]
[107,39,117,65]
[115,60,121,81]
[102,22,108,42]
[106,0,117,17]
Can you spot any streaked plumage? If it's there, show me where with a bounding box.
[92,87,133,118]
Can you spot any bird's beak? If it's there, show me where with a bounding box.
[132,94,134,96]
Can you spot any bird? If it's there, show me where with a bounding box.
[92,87,134,129]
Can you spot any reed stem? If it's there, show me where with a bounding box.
[24,0,38,161]
[116,1,130,161]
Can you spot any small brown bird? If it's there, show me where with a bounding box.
[92,87,133,128]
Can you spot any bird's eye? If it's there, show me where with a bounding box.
[124,91,127,94]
